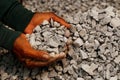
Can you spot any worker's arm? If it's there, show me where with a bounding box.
[0,22,21,50]
[0,0,70,67]
[0,0,70,33]
[0,0,34,32]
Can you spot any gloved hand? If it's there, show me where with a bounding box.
[24,12,71,34]
[13,33,66,67]
[13,12,70,67]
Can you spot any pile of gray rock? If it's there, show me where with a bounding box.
[26,19,69,55]
[0,0,120,80]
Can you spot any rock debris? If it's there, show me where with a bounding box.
[0,0,120,80]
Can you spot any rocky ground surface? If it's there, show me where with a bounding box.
[0,0,120,80]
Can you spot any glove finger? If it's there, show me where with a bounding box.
[24,50,52,61]
[23,52,66,68]
[51,13,71,28]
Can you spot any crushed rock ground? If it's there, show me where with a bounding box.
[0,0,120,80]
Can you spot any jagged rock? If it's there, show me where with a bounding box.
[110,17,120,28]
[79,29,86,37]
[41,72,50,80]
[80,50,88,59]
[81,63,98,75]
[77,78,84,80]
[110,76,118,80]
[73,38,84,47]
[1,1,120,79]
[64,29,70,37]
[114,55,120,64]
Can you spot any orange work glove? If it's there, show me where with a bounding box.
[13,12,70,67]
[24,12,71,34]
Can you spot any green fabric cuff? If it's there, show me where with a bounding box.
[2,1,34,32]
[0,25,21,50]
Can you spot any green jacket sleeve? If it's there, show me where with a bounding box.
[0,0,34,32]
[0,22,21,50]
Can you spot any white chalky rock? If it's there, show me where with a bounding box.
[1,72,9,80]
[46,48,59,54]
[64,30,70,37]
[76,24,82,31]
[110,17,120,28]
[74,31,79,37]
[90,7,99,21]
[79,29,86,37]
[42,20,49,25]
[77,78,85,80]
[26,34,30,39]
[95,78,104,80]
[49,52,56,57]
[42,31,52,38]
[106,64,111,79]
[73,38,84,47]
[48,38,59,48]
[54,21,60,27]
[34,25,41,32]
[41,72,49,80]
[105,6,115,17]
[114,55,120,64]
[80,50,88,59]
[29,34,36,46]
[110,76,118,80]
[94,39,100,49]
[81,63,98,75]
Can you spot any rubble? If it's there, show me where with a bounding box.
[0,0,120,80]
[81,63,98,75]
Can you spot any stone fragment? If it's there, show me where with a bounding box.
[50,18,54,26]
[81,63,98,75]
[111,51,118,58]
[48,70,57,77]
[105,6,115,17]
[61,58,69,68]
[106,64,111,79]
[77,78,85,80]
[47,38,59,48]
[74,31,79,37]
[64,30,70,37]
[47,48,59,54]
[80,50,88,59]
[110,76,118,80]
[73,38,84,47]
[41,72,50,80]
[1,72,9,80]
[110,17,120,28]
[54,21,60,27]
[67,66,74,75]
[55,65,63,72]
[33,25,41,32]
[31,68,39,76]
[70,26,77,33]
[42,31,52,38]
[114,55,120,64]
[29,33,36,47]
[42,20,49,25]
[95,78,104,80]
[105,31,113,36]
[90,7,99,21]
[76,24,82,31]
[11,75,18,80]
[100,16,111,25]
[94,39,100,49]
[79,29,86,37]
